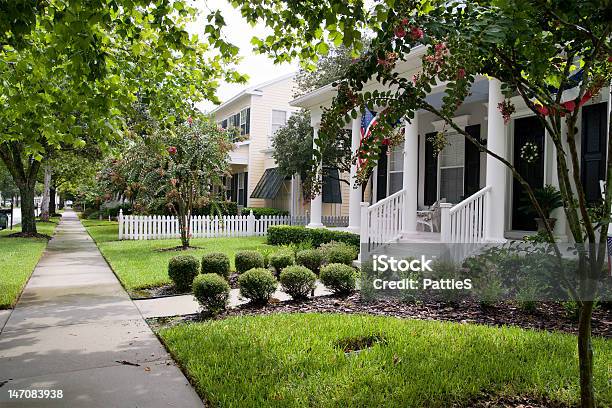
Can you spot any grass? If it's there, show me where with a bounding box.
[0,217,60,309]
[158,313,612,408]
[81,219,276,292]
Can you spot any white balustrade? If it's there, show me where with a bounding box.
[360,189,407,252]
[441,186,491,243]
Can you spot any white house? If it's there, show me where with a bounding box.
[291,45,610,248]
[212,73,351,220]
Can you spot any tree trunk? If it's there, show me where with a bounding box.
[18,181,37,233]
[40,162,52,221]
[578,301,595,408]
[49,186,56,215]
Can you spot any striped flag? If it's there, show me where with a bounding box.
[359,108,378,168]
[536,69,594,116]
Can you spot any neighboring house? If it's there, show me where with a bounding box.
[291,45,610,247]
[212,73,350,218]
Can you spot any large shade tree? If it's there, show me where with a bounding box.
[0,0,244,235]
[233,0,611,406]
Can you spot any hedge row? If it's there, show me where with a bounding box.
[267,225,360,248]
[242,207,289,218]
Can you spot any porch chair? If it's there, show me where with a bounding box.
[416,199,446,233]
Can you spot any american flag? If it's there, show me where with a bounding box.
[359,108,378,168]
[537,69,594,116]
[607,235,612,276]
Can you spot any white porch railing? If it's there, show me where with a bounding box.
[441,185,491,243]
[118,210,291,240]
[360,189,407,252]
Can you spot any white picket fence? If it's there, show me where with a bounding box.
[118,209,290,240]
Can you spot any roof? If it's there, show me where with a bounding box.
[290,45,429,109]
[210,72,297,114]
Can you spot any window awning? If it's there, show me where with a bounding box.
[322,168,342,204]
[250,168,286,199]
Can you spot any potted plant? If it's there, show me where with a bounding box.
[519,184,563,232]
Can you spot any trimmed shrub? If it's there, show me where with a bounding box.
[193,273,230,314]
[194,201,238,216]
[168,255,199,291]
[267,225,360,248]
[238,268,278,304]
[320,263,357,295]
[319,241,358,265]
[280,265,317,300]
[235,250,265,274]
[269,249,295,273]
[201,252,231,279]
[242,207,289,218]
[296,249,323,274]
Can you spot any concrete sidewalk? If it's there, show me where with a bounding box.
[0,210,203,407]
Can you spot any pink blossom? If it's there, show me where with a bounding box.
[167,146,177,155]
[409,26,424,40]
[394,26,406,38]
[434,42,446,53]
[457,68,466,79]
[187,116,193,125]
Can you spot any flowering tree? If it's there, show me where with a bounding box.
[233,0,611,406]
[104,117,233,248]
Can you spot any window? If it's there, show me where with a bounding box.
[271,110,287,136]
[237,173,246,206]
[438,133,464,203]
[388,145,404,195]
[239,108,250,135]
[220,119,228,129]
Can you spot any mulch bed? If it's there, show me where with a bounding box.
[460,394,568,408]
[155,245,204,252]
[148,293,611,338]
[5,232,52,239]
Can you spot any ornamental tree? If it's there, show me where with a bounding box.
[0,0,244,235]
[104,117,233,249]
[234,0,611,406]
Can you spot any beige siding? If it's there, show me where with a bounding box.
[247,77,298,208]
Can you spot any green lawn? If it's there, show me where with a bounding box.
[0,218,60,309]
[158,313,612,408]
[81,219,275,292]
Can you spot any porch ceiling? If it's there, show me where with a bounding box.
[424,78,489,109]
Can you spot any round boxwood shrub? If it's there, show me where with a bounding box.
[320,263,357,295]
[201,252,230,279]
[193,273,230,315]
[235,250,265,274]
[296,249,323,274]
[238,268,278,304]
[280,265,317,300]
[168,255,199,292]
[319,241,358,265]
[269,249,295,273]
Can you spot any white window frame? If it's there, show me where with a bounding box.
[269,109,288,147]
[239,108,250,136]
[437,132,465,204]
[387,144,404,196]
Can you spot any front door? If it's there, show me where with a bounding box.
[512,116,545,231]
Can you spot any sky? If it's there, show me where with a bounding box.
[190,0,300,112]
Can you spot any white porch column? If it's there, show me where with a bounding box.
[308,117,324,228]
[485,79,508,242]
[402,115,419,233]
[347,116,362,233]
